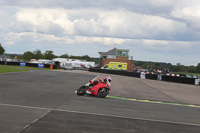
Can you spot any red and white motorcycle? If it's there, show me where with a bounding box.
[76,76,112,98]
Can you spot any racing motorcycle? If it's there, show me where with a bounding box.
[76,76,112,98]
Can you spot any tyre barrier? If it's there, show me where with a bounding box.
[166,73,180,77]
[89,68,199,85]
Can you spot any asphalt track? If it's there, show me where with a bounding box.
[0,69,200,133]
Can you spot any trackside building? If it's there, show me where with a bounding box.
[99,47,134,71]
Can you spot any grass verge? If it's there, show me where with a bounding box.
[173,72,200,76]
[0,65,52,70]
[0,67,29,73]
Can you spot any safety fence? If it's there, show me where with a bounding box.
[0,61,57,69]
[89,68,200,85]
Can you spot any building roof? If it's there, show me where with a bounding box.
[99,48,129,56]
[98,52,106,55]
[99,48,116,56]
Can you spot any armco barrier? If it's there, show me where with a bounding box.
[89,68,198,85]
[0,61,57,69]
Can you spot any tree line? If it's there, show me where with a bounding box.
[0,45,99,64]
[22,49,96,62]
[134,60,200,73]
[0,44,200,73]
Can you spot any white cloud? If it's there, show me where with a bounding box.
[139,39,196,53]
[0,0,200,65]
[171,0,200,31]
[5,41,14,46]
[15,8,74,34]
[0,6,192,41]
[75,36,126,46]
[12,8,187,40]
[4,31,124,46]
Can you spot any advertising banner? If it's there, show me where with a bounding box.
[157,74,162,81]
[20,62,26,66]
[38,63,44,68]
[195,79,200,85]
[140,72,146,79]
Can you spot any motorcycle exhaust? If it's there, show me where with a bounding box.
[86,90,91,94]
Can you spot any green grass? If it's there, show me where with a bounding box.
[0,65,53,70]
[173,72,200,76]
[0,67,29,73]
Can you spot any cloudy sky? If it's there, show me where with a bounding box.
[0,0,200,66]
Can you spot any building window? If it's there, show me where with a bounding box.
[122,51,128,56]
[117,51,128,57]
[117,51,122,56]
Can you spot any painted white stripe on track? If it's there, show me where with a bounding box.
[85,75,99,86]
[0,102,200,127]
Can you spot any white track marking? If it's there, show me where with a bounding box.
[0,102,200,127]
[85,75,99,86]
[17,110,50,133]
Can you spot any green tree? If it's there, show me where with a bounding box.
[33,49,44,59]
[44,50,56,59]
[186,66,196,73]
[60,53,69,58]
[70,55,80,59]
[196,63,200,73]
[172,64,186,72]
[90,57,100,64]
[23,51,34,61]
[81,55,91,61]
[69,55,91,61]
[0,43,5,55]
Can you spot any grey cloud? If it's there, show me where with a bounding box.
[0,0,176,15]
[11,7,196,41]
[11,22,34,33]
[35,22,65,35]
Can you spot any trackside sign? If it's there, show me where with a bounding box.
[20,62,26,66]
[38,64,44,68]
[140,72,146,79]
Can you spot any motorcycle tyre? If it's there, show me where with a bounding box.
[97,88,109,98]
[77,86,87,96]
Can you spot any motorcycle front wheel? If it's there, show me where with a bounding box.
[97,88,109,98]
[77,86,87,96]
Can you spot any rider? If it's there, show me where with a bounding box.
[104,76,112,87]
[106,76,112,82]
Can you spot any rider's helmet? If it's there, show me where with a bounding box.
[106,76,112,82]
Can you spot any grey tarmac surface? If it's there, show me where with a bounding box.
[0,69,200,133]
[21,110,200,133]
[66,70,200,105]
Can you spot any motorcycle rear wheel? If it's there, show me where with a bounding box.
[97,88,109,98]
[77,86,87,96]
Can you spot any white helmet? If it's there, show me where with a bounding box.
[106,76,112,82]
